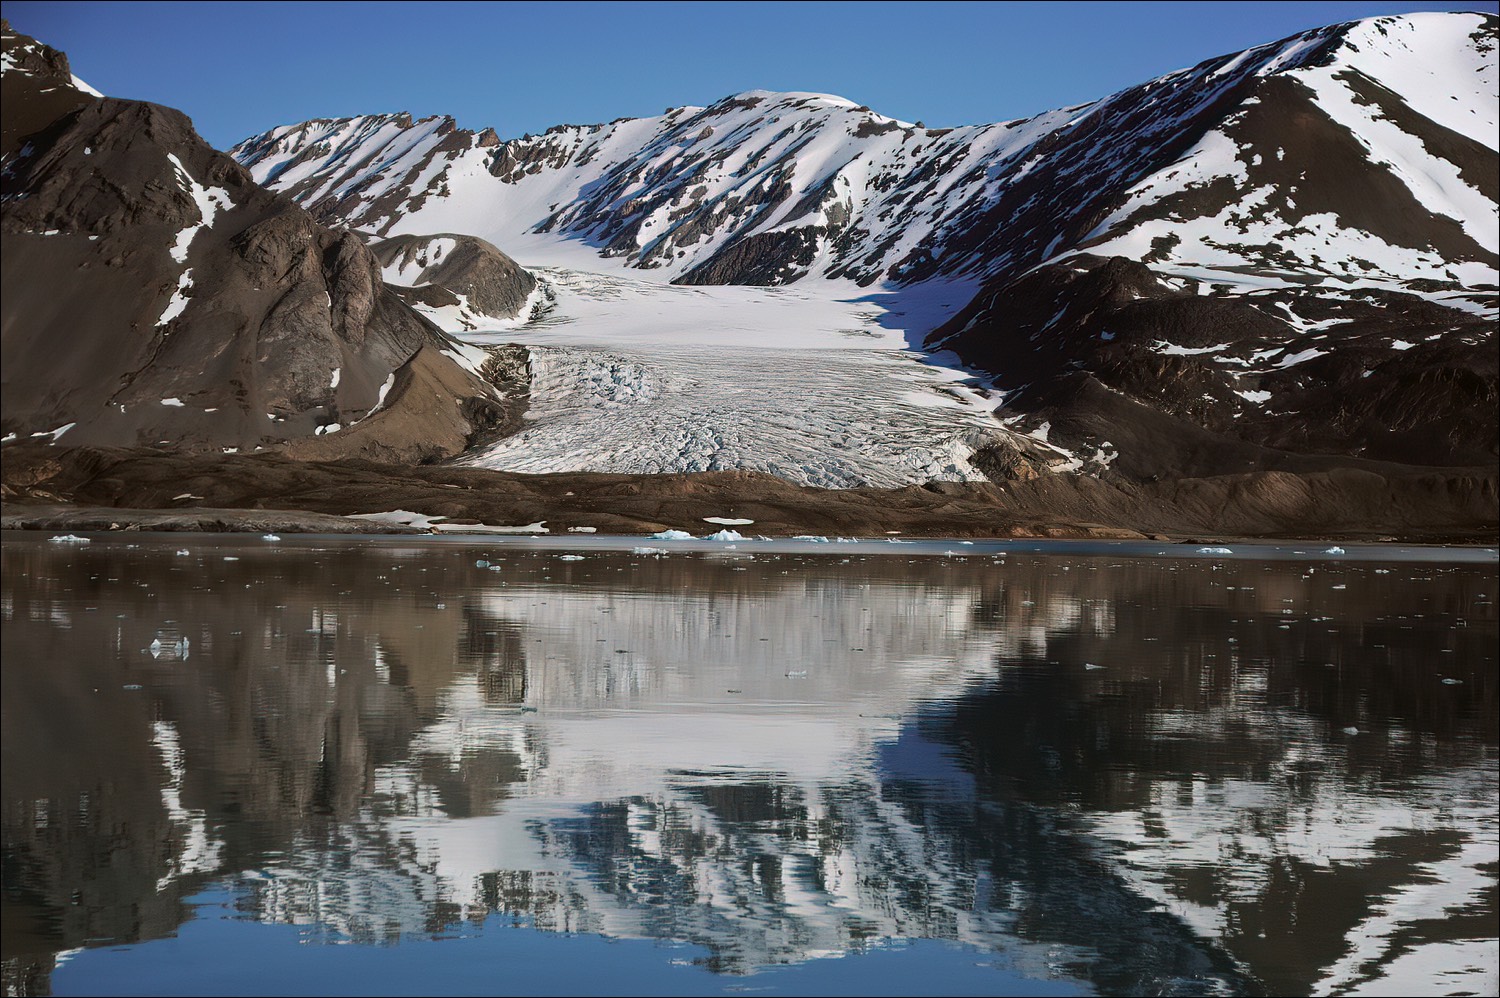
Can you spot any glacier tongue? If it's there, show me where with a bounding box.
[462,342,1004,488]
[450,267,1023,488]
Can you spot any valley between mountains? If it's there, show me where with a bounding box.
[2,13,1496,541]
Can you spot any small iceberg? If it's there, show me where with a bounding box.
[1325,546,1346,555]
[649,529,693,540]
[48,534,90,544]
[704,529,744,542]
[262,533,281,542]
[1197,547,1234,555]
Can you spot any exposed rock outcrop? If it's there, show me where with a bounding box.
[0,22,508,463]
[371,232,537,322]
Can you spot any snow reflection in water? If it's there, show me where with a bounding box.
[1,536,1495,996]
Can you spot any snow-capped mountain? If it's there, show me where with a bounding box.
[0,20,511,460]
[3,13,1494,490]
[231,12,1497,477]
[233,14,1495,296]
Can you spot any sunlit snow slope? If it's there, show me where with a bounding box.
[233,13,1496,297]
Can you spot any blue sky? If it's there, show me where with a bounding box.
[6,1,1497,149]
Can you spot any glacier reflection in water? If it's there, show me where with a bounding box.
[1,535,1495,996]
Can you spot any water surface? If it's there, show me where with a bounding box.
[2,535,1495,996]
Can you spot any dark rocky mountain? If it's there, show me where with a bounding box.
[0,21,512,463]
[934,254,1497,477]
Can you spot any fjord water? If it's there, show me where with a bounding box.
[2,536,1495,997]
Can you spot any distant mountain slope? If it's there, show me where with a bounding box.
[233,14,1495,296]
[234,12,1496,476]
[0,20,510,462]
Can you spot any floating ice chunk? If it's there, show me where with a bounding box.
[558,554,585,561]
[1342,726,1360,735]
[703,517,755,526]
[633,546,668,555]
[1085,663,1106,671]
[1325,546,1346,555]
[172,493,204,502]
[1197,547,1234,555]
[649,529,693,540]
[262,534,281,541]
[160,398,185,407]
[793,535,831,543]
[176,549,191,556]
[704,529,744,541]
[329,368,341,389]
[150,637,162,657]
[568,526,598,533]
[48,534,89,544]
[475,559,490,568]
[1441,678,1464,686]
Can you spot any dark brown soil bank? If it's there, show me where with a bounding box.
[3,445,1494,543]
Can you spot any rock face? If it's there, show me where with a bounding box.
[370,232,537,326]
[934,255,1497,477]
[0,21,505,462]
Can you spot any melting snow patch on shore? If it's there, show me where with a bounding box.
[431,521,549,534]
[347,510,447,530]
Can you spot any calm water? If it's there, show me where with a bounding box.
[2,534,1496,997]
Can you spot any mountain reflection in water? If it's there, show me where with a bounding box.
[1,537,1495,996]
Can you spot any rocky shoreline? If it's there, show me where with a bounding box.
[3,445,1494,544]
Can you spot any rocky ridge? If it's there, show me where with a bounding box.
[0,20,513,463]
